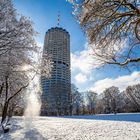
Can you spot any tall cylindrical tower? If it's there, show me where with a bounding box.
[41,27,71,116]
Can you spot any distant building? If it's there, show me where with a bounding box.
[41,27,71,116]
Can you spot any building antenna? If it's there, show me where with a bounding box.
[57,11,60,26]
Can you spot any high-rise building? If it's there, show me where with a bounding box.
[41,27,71,116]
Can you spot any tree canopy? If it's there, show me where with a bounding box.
[0,0,52,132]
[70,0,140,68]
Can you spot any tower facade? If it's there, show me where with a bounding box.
[41,27,71,116]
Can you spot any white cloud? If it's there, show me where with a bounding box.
[71,39,128,87]
[90,71,140,93]
[71,43,102,85]
[75,73,88,84]
[71,48,93,75]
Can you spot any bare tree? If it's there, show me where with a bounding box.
[95,94,105,114]
[0,46,51,133]
[125,84,140,111]
[120,91,137,112]
[102,86,120,114]
[0,0,52,133]
[71,84,83,115]
[70,0,140,68]
[0,0,38,56]
[85,91,97,114]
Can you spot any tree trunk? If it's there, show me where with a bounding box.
[1,101,9,124]
[1,101,10,133]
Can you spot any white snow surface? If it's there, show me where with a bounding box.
[0,113,140,140]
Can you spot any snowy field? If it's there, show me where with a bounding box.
[0,113,140,140]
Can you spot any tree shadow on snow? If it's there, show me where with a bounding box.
[24,129,47,140]
[0,118,23,140]
[0,118,48,140]
[61,113,140,122]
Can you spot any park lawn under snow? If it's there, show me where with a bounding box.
[0,113,140,140]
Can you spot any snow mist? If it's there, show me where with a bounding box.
[24,76,41,129]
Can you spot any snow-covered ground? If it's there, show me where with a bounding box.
[0,113,140,140]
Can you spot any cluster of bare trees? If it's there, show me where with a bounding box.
[0,0,51,133]
[69,0,140,69]
[71,84,140,115]
[71,84,97,115]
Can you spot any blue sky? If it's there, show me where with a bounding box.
[13,0,140,92]
[13,0,85,52]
